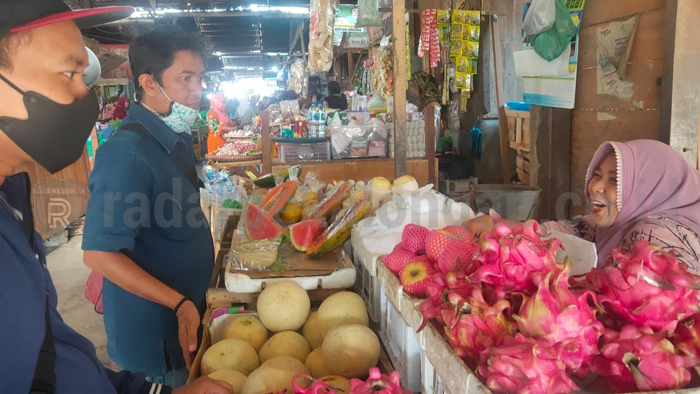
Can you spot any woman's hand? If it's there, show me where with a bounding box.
[173,376,233,394]
[176,300,201,369]
[462,215,495,243]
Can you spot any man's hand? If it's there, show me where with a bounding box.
[462,215,495,243]
[173,376,233,394]
[176,300,201,369]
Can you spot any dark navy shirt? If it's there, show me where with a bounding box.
[0,173,167,394]
[82,103,214,377]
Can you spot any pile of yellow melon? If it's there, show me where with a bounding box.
[200,281,381,394]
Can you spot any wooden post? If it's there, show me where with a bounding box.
[347,50,355,84]
[529,105,572,222]
[299,23,308,64]
[392,0,408,178]
[261,110,272,174]
[424,105,437,187]
[489,14,512,184]
[660,0,700,166]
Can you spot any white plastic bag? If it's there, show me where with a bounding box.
[523,0,556,36]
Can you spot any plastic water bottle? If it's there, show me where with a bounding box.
[203,164,217,184]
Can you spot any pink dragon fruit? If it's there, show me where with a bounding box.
[573,241,700,333]
[436,241,479,275]
[418,272,478,331]
[441,289,517,368]
[477,334,579,394]
[672,314,700,371]
[590,325,693,392]
[512,266,604,376]
[401,224,430,254]
[348,368,411,394]
[469,218,563,302]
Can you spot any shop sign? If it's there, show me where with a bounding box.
[335,5,364,32]
[347,32,369,48]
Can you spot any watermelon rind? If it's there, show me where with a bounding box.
[260,180,298,216]
[253,165,302,188]
[244,201,285,242]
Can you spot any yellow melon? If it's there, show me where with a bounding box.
[258,331,311,364]
[302,311,324,350]
[319,375,352,393]
[201,338,260,376]
[257,281,311,332]
[241,366,310,394]
[305,347,330,378]
[223,315,269,352]
[208,370,247,393]
[261,355,309,375]
[322,324,380,379]
[318,291,369,336]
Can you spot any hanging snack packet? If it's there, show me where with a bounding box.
[455,56,470,73]
[455,72,468,89]
[450,41,462,57]
[467,41,480,58]
[430,24,441,68]
[438,26,450,42]
[470,59,478,75]
[437,10,450,25]
[450,24,463,42]
[468,10,481,25]
[466,25,480,42]
[452,9,467,25]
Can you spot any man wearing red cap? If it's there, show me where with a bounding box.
[0,1,231,393]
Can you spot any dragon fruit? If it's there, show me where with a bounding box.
[469,218,563,302]
[672,314,700,370]
[436,241,479,275]
[291,369,411,394]
[574,241,700,333]
[477,334,579,394]
[512,266,604,376]
[418,272,478,331]
[590,325,692,392]
[401,224,430,254]
[441,289,517,367]
[381,243,417,275]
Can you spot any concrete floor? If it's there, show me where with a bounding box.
[47,235,119,371]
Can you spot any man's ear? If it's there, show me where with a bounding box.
[138,74,158,98]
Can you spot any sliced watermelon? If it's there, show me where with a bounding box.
[260,180,298,215]
[244,202,285,241]
[307,192,373,258]
[304,182,351,220]
[289,219,326,252]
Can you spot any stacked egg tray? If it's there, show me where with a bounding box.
[387,120,426,159]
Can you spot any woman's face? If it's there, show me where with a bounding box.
[587,152,619,227]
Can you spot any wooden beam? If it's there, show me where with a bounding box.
[529,105,572,222]
[489,14,511,184]
[660,0,700,166]
[393,0,408,178]
[261,110,272,174]
[424,105,438,187]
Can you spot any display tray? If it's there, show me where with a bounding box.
[189,307,395,383]
[205,153,262,162]
[224,229,356,293]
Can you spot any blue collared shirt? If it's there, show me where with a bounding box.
[82,103,214,377]
[0,173,163,394]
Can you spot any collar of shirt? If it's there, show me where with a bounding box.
[127,102,181,154]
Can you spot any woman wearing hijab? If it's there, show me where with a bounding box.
[465,140,700,273]
[206,93,233,153]
[324,81,347,110]
[408,71,441,111]
[112,96,129,120]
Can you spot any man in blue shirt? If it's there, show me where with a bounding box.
[0,1,230,393]
[82,26,215,386]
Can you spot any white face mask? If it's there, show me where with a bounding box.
[157,84,200,134]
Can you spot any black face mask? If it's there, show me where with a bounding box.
[0,74,100,174]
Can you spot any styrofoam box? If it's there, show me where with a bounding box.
[421,350,447,394]
[352,251,382,324]
[351,227,381,276]
[379,286,422,392]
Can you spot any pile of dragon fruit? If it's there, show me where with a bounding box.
[380,217,700,393]
[274,368,411,394]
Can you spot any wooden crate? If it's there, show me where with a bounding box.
[516,151,531,185]
[505,108,530,152]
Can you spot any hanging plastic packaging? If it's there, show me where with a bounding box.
[523,0,556,36]
[471,118,482,159]
[308,0,335,73]
[356,0,382,28]
[528,0,577,61]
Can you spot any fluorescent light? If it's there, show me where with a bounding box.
[271,66,278,72]
[214,51,223,56]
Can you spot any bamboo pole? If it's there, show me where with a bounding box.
[392,0,407,178]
